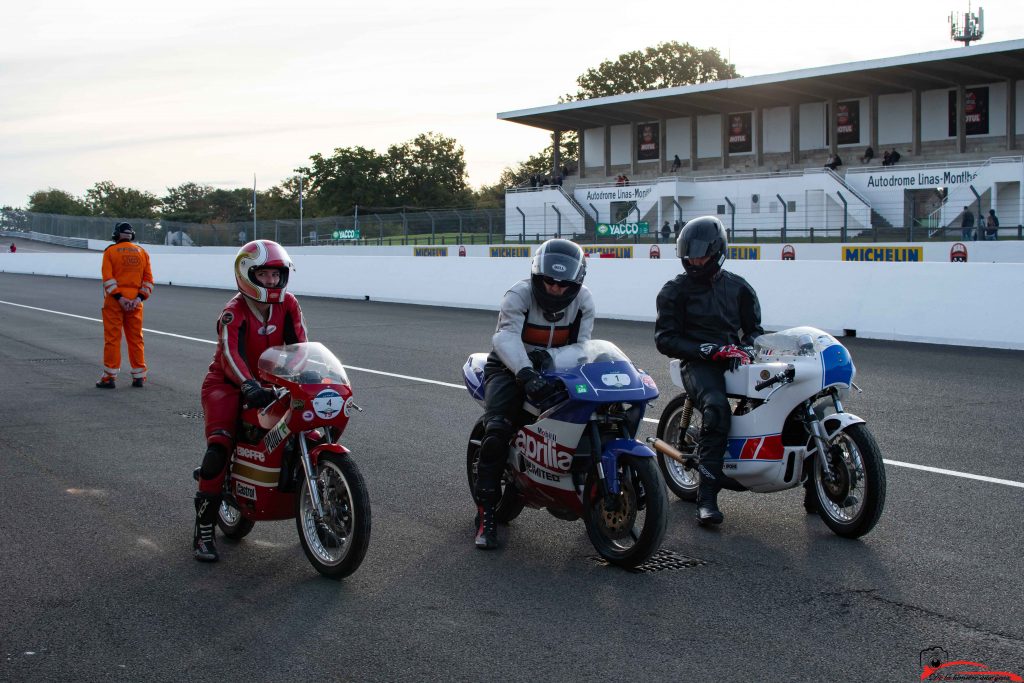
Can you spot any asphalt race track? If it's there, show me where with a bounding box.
[1,271,1022,682]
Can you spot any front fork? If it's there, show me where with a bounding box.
[298,433,328,525]
[804,392,845,483]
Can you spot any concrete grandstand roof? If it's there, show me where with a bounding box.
[498,39,1024,131]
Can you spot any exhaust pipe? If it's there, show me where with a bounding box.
[646,437,693,467]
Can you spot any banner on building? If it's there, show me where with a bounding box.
[948,87,989,136]
[637,122,660,161]
[728,112,752,154]
[835,100,860,145]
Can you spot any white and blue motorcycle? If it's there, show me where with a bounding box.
[649,326,886,538]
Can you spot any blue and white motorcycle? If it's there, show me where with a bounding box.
[649,326,886,538]
[463,340,667,568]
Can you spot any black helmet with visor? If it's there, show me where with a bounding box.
[677,216,727,282]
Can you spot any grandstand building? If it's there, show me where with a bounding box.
[500,39,1024,243]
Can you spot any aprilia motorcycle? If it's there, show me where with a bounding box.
[216,342,371,578]
[649,327,885,538]
[463,340,667,568]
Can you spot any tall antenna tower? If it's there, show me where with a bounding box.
[949,3,984,46]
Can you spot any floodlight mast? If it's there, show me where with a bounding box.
[949,3,984,46]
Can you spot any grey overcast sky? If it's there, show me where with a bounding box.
[1,0,1021,209]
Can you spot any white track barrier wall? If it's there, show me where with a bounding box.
[2,251,1022,350]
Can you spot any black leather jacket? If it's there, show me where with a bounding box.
[654,270,763,362]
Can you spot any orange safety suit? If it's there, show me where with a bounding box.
[101,240,154,380]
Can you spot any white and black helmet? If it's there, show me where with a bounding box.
[530,239,586,314]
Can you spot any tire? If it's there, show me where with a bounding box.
[217,499,255,540]
[466,419,525,523]
[296,453,371,579]
[655,394,701,502]
[583,455,668,568]
[812,423,886,538]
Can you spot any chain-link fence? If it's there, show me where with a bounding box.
[0,208,507,247]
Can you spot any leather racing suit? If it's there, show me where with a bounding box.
[475,279,596,498]
[197,292,307,494]
[654,270,763,493]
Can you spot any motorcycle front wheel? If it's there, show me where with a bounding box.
[296,453,371,579]
[583,455,667,568]
[812,423,886,538]
[656,394,701,501]
[466,418,525,523]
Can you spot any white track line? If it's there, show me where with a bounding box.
[4,299,1023,489]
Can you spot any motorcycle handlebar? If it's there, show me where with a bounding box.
[754,365,795,392]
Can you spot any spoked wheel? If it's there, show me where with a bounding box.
[583,455,667,568]
[656,394,701,501]
[812,424,886,538]
[217,499,255,540]
[296,453,371,579]
[466,418,524,523]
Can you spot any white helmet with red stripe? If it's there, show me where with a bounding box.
[234,240,294,303]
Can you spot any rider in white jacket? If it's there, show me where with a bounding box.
[474,239,595,550]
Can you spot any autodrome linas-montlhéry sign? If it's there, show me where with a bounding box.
[863,169,978,188]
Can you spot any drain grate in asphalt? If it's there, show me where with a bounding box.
[592,548,707,573]
[178,410,205,420]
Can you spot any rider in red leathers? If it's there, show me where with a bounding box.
[192,240,308,562]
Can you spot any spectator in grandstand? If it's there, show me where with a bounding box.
[621,174,630,186]
[881,150,892,166]
[861,146,875,164]
[674,219,683,238]
[661,221,671,242]
[824,153,843,171]
[615,175,625,186]
[984,209,999,240]
[960,207,976,240]
[671,154,682,172]
[561,165,570,177]
[889,149,901,165]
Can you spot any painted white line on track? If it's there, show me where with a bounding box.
[4,298,1024,490]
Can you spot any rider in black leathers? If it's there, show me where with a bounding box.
[655,216,763,526]
[474,239,595,549]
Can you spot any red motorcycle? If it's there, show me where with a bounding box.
[216,342,371,579]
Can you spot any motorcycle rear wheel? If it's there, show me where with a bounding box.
[466,418,525,523]
[656,394,701,502]
[812,423,886,538]
[583,455,667,568]
[217,500,255,540]
[296,453,371,579]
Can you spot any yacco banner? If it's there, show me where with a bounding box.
[948,87,989,136]
[490,246,531,257]
[413,247,448,257]
[728,112,752,154]
[836,100,860,146]
[596,222,649,238]
[637,122,660,161]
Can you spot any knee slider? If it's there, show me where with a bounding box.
[199,444,228,480]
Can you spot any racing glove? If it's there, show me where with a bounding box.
[515,367,562,404]
[700,343,754,372]
[240,379,277,409]
[527,349,552,371]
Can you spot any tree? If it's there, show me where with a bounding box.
[386,132,470,208]
[207,188,253,223]
[306,147,389,216]
[568,41,739,101]
[161,182,216,222]
[27,189,90,216]
[84,181,160,218]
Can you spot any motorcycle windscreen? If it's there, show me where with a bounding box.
[258,342,350,387]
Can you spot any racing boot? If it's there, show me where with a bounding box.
[696,481,724,526]
[473,487,499,550]
[193,492,221,562]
